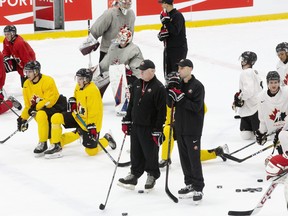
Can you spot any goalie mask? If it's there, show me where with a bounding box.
[116,26,132,45]
[119,0,132,15]
[239,51,257,66]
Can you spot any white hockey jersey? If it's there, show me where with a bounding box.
[258,86,288,134]
[238,68,263,117]
[276,60,288,86]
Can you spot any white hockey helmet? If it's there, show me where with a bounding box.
[116,26,133,45]
[119,0,132,15]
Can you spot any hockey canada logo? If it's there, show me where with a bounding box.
[269,108,286,123]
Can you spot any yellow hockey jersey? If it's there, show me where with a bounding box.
[21,74,60,120]
[72,82,103,132]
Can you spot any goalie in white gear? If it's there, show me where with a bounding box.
[79,0,135,62]
[92,26,144,97]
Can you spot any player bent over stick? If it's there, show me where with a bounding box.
[44,68,117,159]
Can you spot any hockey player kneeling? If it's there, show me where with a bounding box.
[44,68,117,159]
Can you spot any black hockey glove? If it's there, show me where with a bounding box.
[158,28,169,41]
[87,123,98,142]
[152,129,165,146]
[28,104,36,116]
[166,71,180,89]
[68,97,77,112]
[17,117,28,132]
[234,91,244,107]
[255,130,267,146]
[3,56,17,73]
[168,88,185,103]
[122,121,132,135]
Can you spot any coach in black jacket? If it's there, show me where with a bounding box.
[118,59,166,191]
[158,0,188,77]
[167,59,205,202]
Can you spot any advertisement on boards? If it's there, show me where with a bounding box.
[0,0,33,25]
[0,0,92,26]
[137,0,253,16]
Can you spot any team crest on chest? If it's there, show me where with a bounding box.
[269,108,286,123]
[188,89,193,94]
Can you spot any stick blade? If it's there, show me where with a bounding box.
[99,203,105,210]
[228,210,253,215]
[117,161,131,167]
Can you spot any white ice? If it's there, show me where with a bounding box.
[1,19,288,216]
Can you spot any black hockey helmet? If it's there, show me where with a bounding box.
[276,42,288,53]
[240,51,257,66]
[266,71,280,83]
[76,68,92,83]
[4,25,17,36]
[24,60,41,74]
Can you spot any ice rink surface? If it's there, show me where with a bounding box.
[1,19,288,215]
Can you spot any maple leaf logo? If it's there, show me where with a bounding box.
[269,108,279,121]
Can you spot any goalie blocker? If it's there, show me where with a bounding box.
[79,33,100,56]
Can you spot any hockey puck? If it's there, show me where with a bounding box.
[138,190,144,193]
[122,213,128,216]
[257,179,263,182]
[235,189,241,192]
[217,185,222,189]
[242,188,248,192]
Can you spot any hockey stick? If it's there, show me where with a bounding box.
[223,143,274,163]
[97,141,130,167]
[99,134,127,210]
[165,102,178,203]
[2,100,20,117]
[228,171,288,215]
[74,112,130,167]
[229,140,257,155]
[88,20,92,68]
[0,116,34,144]
[229,132,275,156]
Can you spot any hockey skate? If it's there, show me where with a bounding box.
[178,184,194,199]
[215,144,229,161]
[193,191,203,205]
[8,96,22,110]
[33,141,48,157]
[117,173,138,190]
[159,159,172,168]
[104,132,117,150]
[144,174,156,192]
[44,143,62,159]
